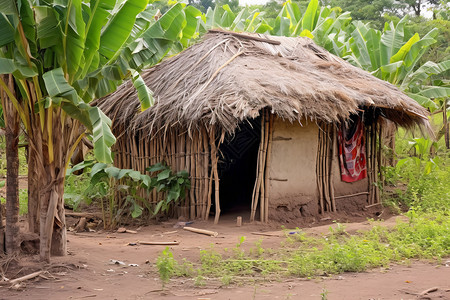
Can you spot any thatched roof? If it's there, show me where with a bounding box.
[99,30,430,134]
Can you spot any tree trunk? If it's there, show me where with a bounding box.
[3,75,20,254]
[0,187,4,254]
[28,145,40,234]
[38,110,67,262]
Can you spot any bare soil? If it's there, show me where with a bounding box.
[1,214,449,300]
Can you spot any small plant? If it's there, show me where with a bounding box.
[146,162,190,216]
[221,274,232,286]
[194,275,206,287]
[156,247,176,289]
[321,287,329,300]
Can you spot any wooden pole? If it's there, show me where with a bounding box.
[189,134,195,220]
[377,121,383,204]
[323,124,331,211]
[202,126,209,220]
[366,123,373,205]
[329,125,336,212]
[263,113,274,222]
[251,113,265,222]
[195,130,201,218]
[260,110,269,222]
[211,127,221,224]
[317,123,324,214]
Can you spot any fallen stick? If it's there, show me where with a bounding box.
[365,202,382,209]
[138,241,180,245]
[251,232,282,237]
[419,287,438,296]
[162,230,178,235]
[6,271,44,285]
[117,227,137,234]
[183,227,218,237]
[65,212,102,219]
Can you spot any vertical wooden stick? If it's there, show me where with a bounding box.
[189,134,195,220]
[377,121,383,204]
[251,112,265,222]
[329,125,336,212]
[202,126,209,220]
[317,123,324,214]
[263,113,274,222]
[366,123,373,205]
[209,127,221,224]
[195,131,201,219]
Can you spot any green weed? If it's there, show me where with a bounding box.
[156,247,176,288]
[155,213,449,284]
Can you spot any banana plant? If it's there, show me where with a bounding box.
[269,0,351,45]
[202,4,272,33]
[0,0,198,261]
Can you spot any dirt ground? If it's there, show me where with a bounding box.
[1,213,449,300]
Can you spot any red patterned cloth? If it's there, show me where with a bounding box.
[338,116,367,182]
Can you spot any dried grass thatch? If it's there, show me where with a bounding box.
[99,30,430,135]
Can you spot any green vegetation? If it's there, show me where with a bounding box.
[65,161,190,228]
[155,213,449,284]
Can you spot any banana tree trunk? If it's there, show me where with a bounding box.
[28,135,40,234]
[0,198,4,254]
[3,75,20,254]
[37,110,67,261]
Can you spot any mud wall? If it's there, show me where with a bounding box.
[268,117,319,220]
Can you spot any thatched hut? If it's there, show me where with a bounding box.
[99,30,430,223]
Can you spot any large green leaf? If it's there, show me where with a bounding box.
[34,6,61,48]
[131,70,154,111]
[380,16,407,66]
[63,0,86,81]
[180,5,202,46]
[402,60,450,89]
[129,3,186,69]
[100,0,148,59]
[390,33,420,64]
[420,86,450,99]
[350,23,371,70]
[0,0,17,14]
[81,0,116,78]
[220,4,235,28]
[88,106,116,163]
[300,0,318,33]
[406,92,439,111]
[0,57,37,78]
[61,101,92,130]
[43,68,78,104]
[0,14,14,47]
[0,58,16,74]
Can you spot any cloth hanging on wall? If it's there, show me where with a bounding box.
[338,115,367,182]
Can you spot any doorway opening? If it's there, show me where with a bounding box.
[215,117,261,220]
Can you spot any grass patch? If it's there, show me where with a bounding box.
[156,213,449,285]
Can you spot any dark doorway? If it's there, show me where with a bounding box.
[216,117,261,217]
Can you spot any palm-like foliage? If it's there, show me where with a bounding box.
[0,0,200,261]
